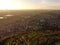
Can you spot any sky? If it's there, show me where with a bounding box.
[0,0,60,10]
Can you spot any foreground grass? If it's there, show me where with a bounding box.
[0,30,60,45]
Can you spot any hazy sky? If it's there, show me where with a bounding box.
[0,0,60,10]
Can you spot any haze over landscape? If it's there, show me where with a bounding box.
[0,0,60,10]
[0,0,60,45]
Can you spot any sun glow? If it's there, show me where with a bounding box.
[0,0,59,10]
[0,0,29,10]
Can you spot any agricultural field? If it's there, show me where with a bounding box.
[0,10,60,45]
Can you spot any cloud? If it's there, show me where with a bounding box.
[4,0,60,9]
[0,0,60,10]
[35,0,60,9]
[10,0,60,9]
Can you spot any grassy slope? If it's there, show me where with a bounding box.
[0,31,60,45]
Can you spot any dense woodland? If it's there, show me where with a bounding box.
[0,10,60,45]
